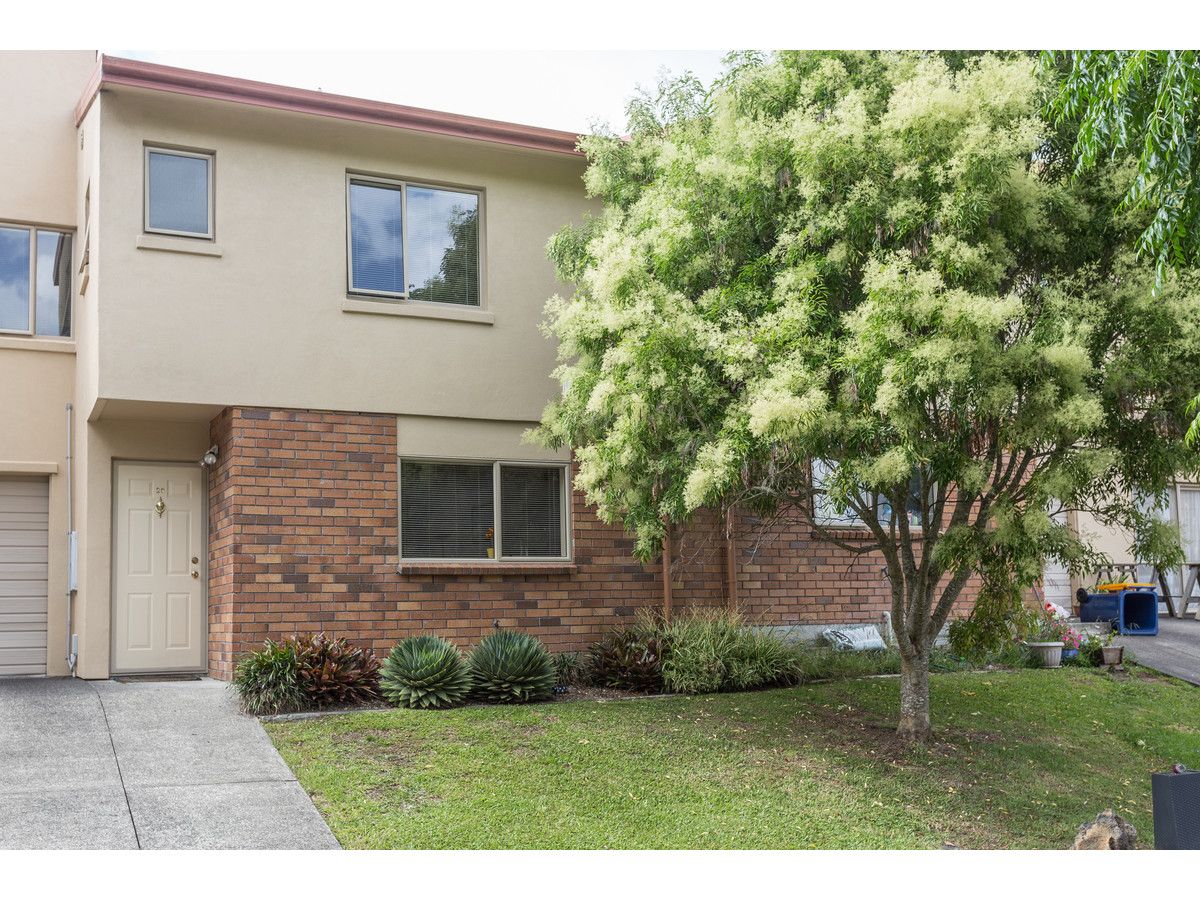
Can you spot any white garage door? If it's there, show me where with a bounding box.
[0,478,49,676]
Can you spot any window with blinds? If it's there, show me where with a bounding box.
[400,461,494,559]
[500,466,563,558]
[400,460,567,560]
[347,177,481,305]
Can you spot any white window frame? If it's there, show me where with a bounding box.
[0,222,74,339]
[399,457,571,563]
[346,173,484,307]
[811,458,932,529]
[144,146,215,240]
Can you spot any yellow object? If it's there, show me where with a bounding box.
[1094,581,1155,592]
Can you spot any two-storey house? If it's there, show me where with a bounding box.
[1,52,910,680]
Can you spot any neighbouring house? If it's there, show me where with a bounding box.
[0,51,962,681]
[1042,483,1200,618]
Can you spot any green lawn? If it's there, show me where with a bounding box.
[266,668,1200,849]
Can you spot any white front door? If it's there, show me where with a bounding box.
[112,462,205,673]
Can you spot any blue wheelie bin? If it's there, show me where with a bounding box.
[1080,588,1159,636]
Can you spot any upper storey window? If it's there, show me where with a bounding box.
[348,177,481,306]
[145,147,214,239]
[0,224,73,338]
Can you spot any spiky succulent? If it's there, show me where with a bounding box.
[380,635,472,709]
[469,630,556,703]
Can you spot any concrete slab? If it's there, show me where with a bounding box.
[129,781,341,850]
[0,786,139,850]
[1121,616,1200,686]
[0,677,339,849]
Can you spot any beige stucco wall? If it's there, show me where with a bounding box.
[0,51,96,228]
[0,50,94,675]
[93,88,593,424]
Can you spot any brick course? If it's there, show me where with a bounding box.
[206,406,975,679]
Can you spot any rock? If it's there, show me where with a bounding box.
[1073,809,1138,850]
[940,841,962,850]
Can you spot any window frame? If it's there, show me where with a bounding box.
[810,458,932,529]
[345,172,485,307]
[398,457,571,563]
[143,145,215,240]
[0,221,74,340]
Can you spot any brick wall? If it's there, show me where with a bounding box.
[206,406,974,679]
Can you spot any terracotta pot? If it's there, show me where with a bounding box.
[1101,645,1124,666]
[1025,641,1065,669]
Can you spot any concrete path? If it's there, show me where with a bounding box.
[1120,616,1200,687]
[0,677,339,849]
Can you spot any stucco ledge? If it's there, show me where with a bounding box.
[343,298,495,325]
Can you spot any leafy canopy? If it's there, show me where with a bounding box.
[537,52,1200,630]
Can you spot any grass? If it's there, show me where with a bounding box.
[266,667,1200,849]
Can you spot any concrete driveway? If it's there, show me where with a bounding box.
[0,677,339,849]
[1121,616,1200,686]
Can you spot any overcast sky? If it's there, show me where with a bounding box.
[119,51,730,135]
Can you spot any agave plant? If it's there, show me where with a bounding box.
[469,630,556,703]
[380,635,472,709]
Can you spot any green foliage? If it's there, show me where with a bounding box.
[233,639,304,715]
[1044,51,1200,287]
[380,635,473,710]
[792,646,901,682]
[537,50,1200,734]
[469,630,556,704]
[551,651,586,688]
[292,633,381,708]
[653,609,798,694]
[587,628,665,692]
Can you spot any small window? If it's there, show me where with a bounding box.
[348,177,481,306]
[812,459,926,527]
[0,224,72,338]
[146,147,213,238]
[401,460,568,560]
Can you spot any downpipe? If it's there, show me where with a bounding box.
[65,402,78,676]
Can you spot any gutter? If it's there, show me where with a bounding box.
[74,55,585,157]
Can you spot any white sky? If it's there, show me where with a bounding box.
[117,51,730,135]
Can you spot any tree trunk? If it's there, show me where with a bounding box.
[897,648,931,743]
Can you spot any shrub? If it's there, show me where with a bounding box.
[469,630,556,703]
[380,635,473,709]
[655,610,798,694]
[552,651,586,687]
[233,639,304,715]
[292,633,381,707]
[588,628,665,692]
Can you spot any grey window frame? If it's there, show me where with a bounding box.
[398,457,571,562]
[810,458,933,529]
[0,222,73,339]
[144,145,215,240]
[345,173,484,306]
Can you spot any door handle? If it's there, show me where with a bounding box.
[191,571,199,579]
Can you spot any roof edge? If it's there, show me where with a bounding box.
[75,55,585,157]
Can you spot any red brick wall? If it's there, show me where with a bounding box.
[206,407,974,679]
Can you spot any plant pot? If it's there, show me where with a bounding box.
[1025,641,1065,668]
[1101,645,1124,666]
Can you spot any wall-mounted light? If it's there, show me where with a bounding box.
[199,445,219,468]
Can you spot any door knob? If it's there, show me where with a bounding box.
[191,571,199,579]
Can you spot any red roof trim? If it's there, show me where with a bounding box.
[75,55,584,156]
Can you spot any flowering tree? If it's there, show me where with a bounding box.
[537,52,1200,742]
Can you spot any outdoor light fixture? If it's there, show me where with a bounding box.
[199,445,219,468]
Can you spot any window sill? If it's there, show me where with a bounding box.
[0,335,75,354]
[398,561,576,576]
[136,234,223,257]
[343,297,494,325]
